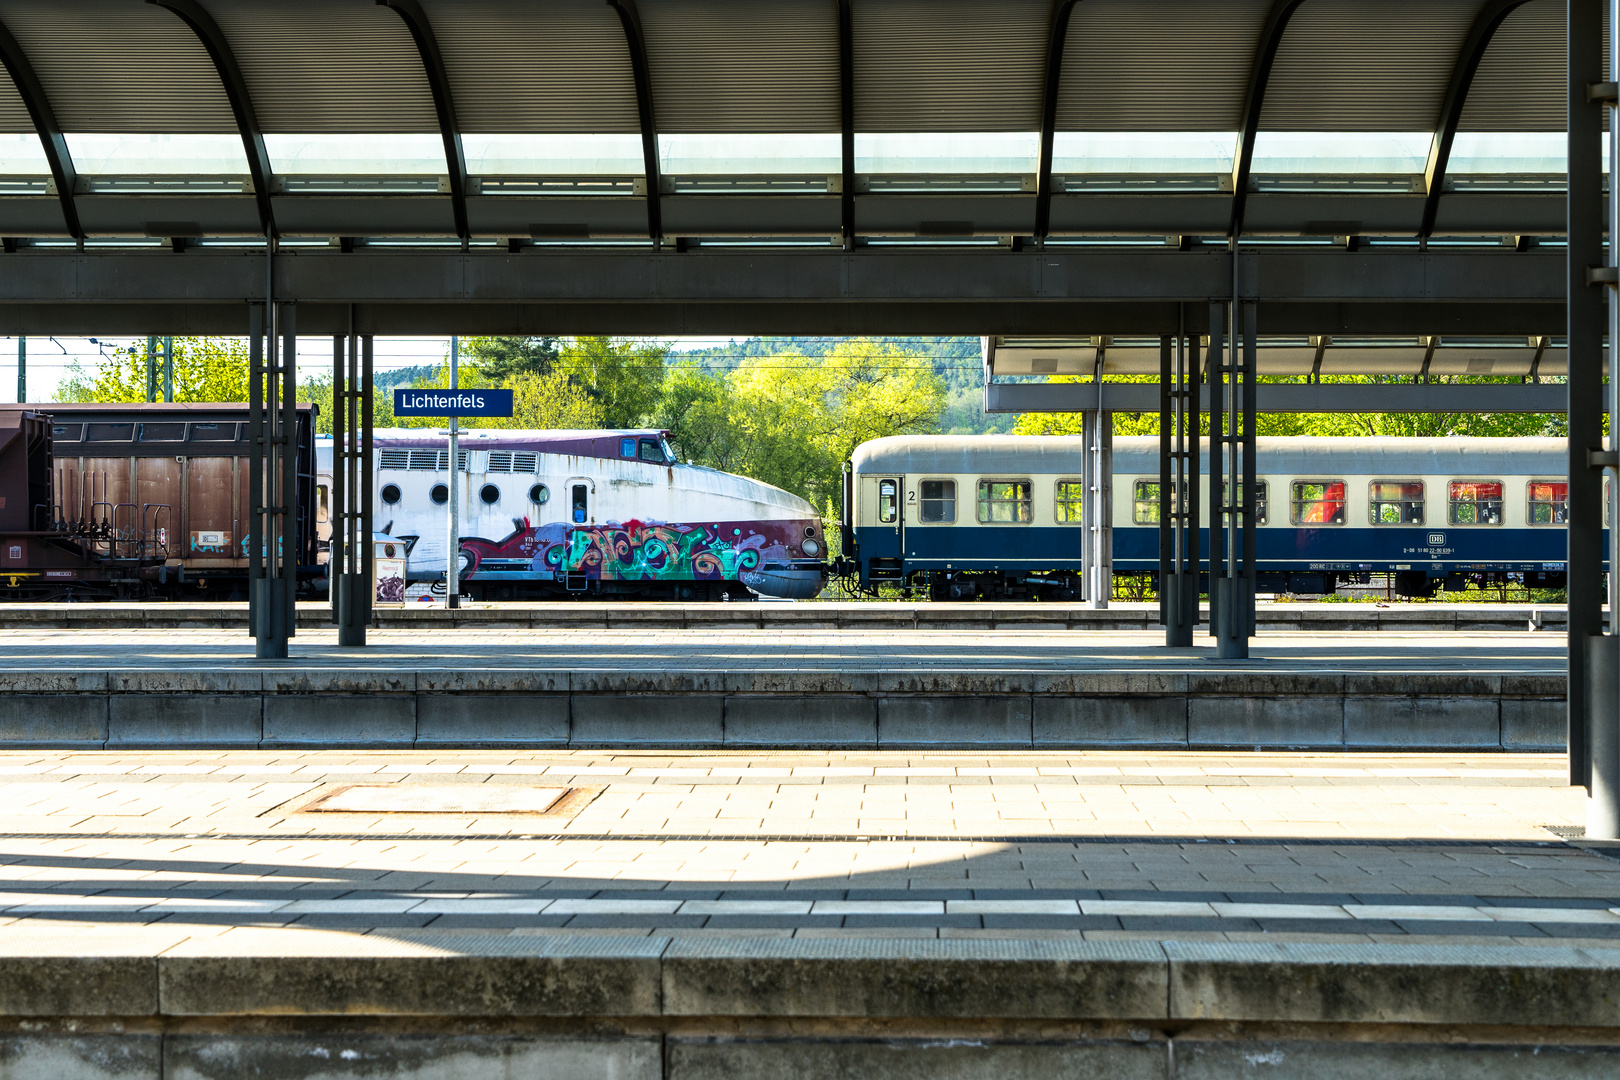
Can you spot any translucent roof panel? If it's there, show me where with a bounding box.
[0,1,236,133]
[857,132,1038,174]
[1055,0,1269,132]
[206,0,438,133]
[1052,132,1236,174]
[264,134,446,176]
[661,134,840,176]
[426,0,640,134]
[853,0,1046,132]
[1251,132,1430,174]
[0,134,49,175]
[1448,133,1567,174]
[463,134,644,176]
[65,134,249,176]
[1260,0,1477,131]
[641,0,838,135]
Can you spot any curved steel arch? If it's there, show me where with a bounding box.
[378,0,469,243]
[147,0,275,237]
[1229,0,1307,238]
[607,0,662,243]
[1034,0,1082,242]
[1419,0,1531,238]
[0,18,79,240]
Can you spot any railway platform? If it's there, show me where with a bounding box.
[0,626,1564,751]
[0,747,1612,1078]
[0,599,1567,633]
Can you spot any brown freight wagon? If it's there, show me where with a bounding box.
[0,403,318,600]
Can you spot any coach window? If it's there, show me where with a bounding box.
[572,484,589,524]
[878,479,898,523]
[978,480,1032,523]
[1369,481,1424,525]
[1289,481,1346,526]
[1448,481,1503,525]
[1055,480,1084,523]
[1132,481,1160,524]
[316,485,329,523]
[1220,480,1269,525]
[1527,481,1568,525]
[919,480,955,523]
[620,437,636,458]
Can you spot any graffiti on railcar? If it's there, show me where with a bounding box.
[454,517,798,582]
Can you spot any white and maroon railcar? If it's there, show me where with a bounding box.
[316,428,827,600]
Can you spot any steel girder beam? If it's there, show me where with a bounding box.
[0,18,79,240]
[148,0,276,237]
[1419,0,1530,238]
[1230,0,1307,238]
[984,380,1569,414]
[0,246,1561,301]
[0,247,1563,335]
[378,0,469,243]
[837,0,855,250]
[1034,0,1083,242]
[606,0,662,243]
[0,299,1563,338]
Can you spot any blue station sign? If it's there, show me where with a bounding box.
[393,388,514,418]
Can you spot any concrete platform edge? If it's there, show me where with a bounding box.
[0,674,1570,750]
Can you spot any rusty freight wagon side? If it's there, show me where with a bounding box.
[0,403,318,600]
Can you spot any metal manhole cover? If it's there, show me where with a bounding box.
[299,785,595,816]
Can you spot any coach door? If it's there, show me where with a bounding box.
[862,475,903,561]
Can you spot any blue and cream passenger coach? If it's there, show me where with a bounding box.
[841,435,1578,600]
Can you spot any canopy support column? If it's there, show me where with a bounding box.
[249,300,297,660]
[332,315,373,647]
[1209,297,1256,660]
[1160,319,1201,647]
[1083,355,1111,609]
[1577,0,1617,832]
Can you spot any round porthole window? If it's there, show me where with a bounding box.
[380,483,401,505]
[529,484,549,504]
[430,484,448,504]
[480,484,500,505]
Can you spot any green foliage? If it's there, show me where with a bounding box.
[657,339,947,508]
[1012,373,1564,440]
[463,336,559,383]
[677,336,1009,435]
[556,337,669,428]
[59,338,252,404]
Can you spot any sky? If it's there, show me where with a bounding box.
[0,335,742,403]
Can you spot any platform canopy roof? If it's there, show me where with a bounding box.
[0,0,1588,244]
[0,0,1589,336]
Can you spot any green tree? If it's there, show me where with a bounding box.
[653,364,747,471]
[556,337,669,427]
[463,336,559,383]
[668,338,946,508]
[60,338,252,403]
[492,370,603,430]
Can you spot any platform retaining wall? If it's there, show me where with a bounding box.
[3,938,1620,1078]
[0,670,1565,751]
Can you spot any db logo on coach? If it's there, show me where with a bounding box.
[1427,532,1446,546]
